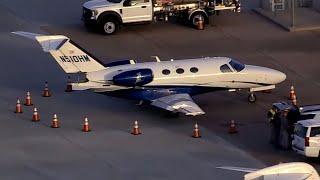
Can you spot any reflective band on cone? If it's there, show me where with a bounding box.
[65,76,73,92]
[15,98,22,113]
[197,17,204,30]
[42,81,51,97]
[24,91,33,106]
[82,117,90,132]
[228,120,238,134]
[32,107,40,122]
[289,85,296,100]
[292,94,297,106]
[192,122,201,138]
[51,113,60,128]
[131,120,141,135]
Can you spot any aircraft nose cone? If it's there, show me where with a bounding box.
[278,71,287,83]
[270,70,286,84]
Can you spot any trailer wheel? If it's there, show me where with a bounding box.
[190,13,205,28]
[100,18,119,35]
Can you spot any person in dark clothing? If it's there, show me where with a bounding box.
[286,106,300,148]
[268,108,281,147]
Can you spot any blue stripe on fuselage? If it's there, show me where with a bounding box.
[98,86,226,101]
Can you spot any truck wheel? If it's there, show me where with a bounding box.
[100,18,118,35]
[190,13,205,28]
[248,93,257,103]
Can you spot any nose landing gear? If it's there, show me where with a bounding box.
[248,93,257,103]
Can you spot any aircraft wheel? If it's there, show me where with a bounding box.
[248,93,257,103]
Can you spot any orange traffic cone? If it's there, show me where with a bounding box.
[32,107,40,122]
[42,81,51,97]
[15,98,23,113]
[65,76,72,92]
[131,120,141,135]
[228,120,238,134]
[51,114,60,128]
[292,94,297,106]
[288,86,296,100]
[197,16,204,30]
[24,91,33,106]
[192,122,201,138]
[82,117,90,132]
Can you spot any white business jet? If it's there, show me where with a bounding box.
[217,162,320,180]
[13,31,286,116]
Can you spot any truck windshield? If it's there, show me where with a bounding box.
[107,0,122,3]
[229,59,245,72]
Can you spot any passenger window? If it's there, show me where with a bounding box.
[220,64,233,73]
[294,124,308,138]
[176,68,184,74]
[162,69,170,75]
[310,127,320,137]
[190,67,198,73]
[131,0,145,5]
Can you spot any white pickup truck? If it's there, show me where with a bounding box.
[82,0,240,34]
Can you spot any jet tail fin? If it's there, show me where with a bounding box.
[12,31,106,73]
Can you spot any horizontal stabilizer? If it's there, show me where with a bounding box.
[12,31,106,73]
[12,31,42,41]
[216,166,257,173]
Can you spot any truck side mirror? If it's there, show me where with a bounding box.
[123,0,131,6]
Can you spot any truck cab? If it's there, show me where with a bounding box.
[83,0,153,34]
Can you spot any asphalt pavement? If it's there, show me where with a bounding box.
[1,0,320,179]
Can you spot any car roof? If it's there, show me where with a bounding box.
[300,104,320,114]
[298,119,320,127]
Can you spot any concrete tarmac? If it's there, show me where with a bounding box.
[1,0,320,179]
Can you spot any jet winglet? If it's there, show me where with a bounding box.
[12,31,43,41]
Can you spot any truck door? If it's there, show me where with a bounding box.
[122,0,152,23]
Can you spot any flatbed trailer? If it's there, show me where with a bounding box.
[82,0,240,34]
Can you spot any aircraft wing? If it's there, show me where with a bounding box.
[151,94,205,116]
[216,166,258,173]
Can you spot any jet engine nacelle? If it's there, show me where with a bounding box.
[113,69,153,87]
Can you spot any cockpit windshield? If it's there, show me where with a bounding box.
[229,59,245,72]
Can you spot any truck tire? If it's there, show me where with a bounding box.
[100,18,119,35]
[190,13,206,28]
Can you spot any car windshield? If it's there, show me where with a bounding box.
[229,59,245,72]
[299,114,316,121]
[107,0,122,3]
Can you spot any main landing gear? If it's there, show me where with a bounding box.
[248,93,257,103]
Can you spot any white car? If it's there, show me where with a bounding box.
[299,104,320,120]
[292,119,320,158]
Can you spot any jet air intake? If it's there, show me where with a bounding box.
[113,69,153,87]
